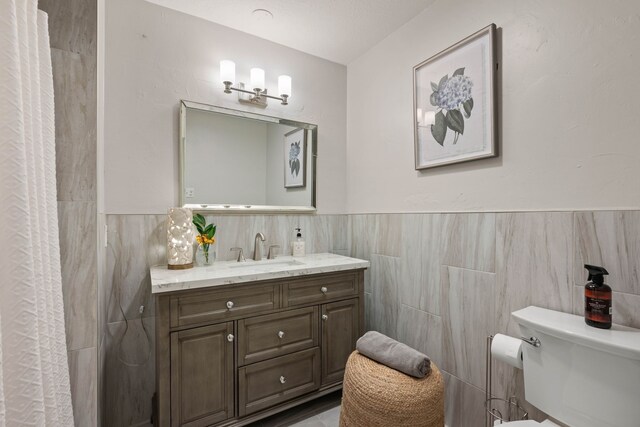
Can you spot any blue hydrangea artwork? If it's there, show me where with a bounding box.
[429,67,474,146]
[413,24,497,170]
[289,141,301,177]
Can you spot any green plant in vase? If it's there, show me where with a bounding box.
[193,213,216,265]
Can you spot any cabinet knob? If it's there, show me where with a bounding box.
[277,331,285,339]
[322,314,328,321]
[226,301,234,309]
[320,286,328,294]
[227,334,234,342]
[279,376,286,384]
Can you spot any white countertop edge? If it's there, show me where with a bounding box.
[150,253,370,294]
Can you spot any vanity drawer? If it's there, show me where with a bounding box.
[283,273,358,307]
[170,284,280,328]
[238,306,319,366]
[238,347,321,417]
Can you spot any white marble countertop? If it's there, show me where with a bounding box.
[150,253,370,294]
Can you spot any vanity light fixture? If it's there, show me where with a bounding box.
[220,60,291,108]
[416,108,436,127]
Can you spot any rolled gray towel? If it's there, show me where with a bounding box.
[356,331,431,378]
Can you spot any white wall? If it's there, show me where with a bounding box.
[184,110,267,205]
[104,0,347,214]
[346,0,640,213]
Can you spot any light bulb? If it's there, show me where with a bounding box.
[278,75,292,97]
[220,60,235,84]
[250,68,265,91]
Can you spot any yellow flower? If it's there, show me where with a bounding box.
[196,235,215,245]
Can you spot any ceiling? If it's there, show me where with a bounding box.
[144,0,435,65]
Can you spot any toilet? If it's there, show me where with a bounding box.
[500,306,640,427]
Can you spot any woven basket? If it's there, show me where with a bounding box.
[339,351,444,427]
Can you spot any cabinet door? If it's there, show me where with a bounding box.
[321,299,359,385]
[170,322,234,427]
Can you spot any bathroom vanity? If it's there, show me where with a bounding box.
[151,253,368,427]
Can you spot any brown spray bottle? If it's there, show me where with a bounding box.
[584,264,612,329]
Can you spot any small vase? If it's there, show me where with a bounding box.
[196,243,216,266]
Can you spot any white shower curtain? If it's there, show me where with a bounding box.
[0,0,74,425]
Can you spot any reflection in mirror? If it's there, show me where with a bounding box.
[180,101,316,212]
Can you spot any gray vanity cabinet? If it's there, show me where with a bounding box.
[238,347,321,417]
[321,299,360,386]
[155,269,365,427]
[170,322,235,427]
[237,306,319,366]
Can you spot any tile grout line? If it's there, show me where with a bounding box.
[442,264,497,275]
[399,302,442,319]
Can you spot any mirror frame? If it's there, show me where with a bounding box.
[179,100,318,213]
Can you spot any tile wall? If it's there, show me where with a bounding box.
[355,211,640,426]
[38,0,98,425]
[102,210,640,426]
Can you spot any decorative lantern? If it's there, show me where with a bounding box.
[166,207,194,270]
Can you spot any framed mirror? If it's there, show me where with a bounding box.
[180,101,317,213]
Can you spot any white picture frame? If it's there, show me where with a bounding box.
[414,24,498,169]
[284,128,306,188]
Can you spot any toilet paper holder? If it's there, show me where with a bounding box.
[521,336,541,347]
[485,335,529,426]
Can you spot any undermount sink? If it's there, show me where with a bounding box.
[229,259,305,269]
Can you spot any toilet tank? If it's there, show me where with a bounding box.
[512,306,640,427]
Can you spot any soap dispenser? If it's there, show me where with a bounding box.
[292,227,305,257]
[584,264,612,329]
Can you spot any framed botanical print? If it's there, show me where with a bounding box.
[284,128,306,188]
[414,24,498,169]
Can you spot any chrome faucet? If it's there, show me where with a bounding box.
[253,232,265,260]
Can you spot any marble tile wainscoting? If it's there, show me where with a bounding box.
[102,210,640,426]
[38,0,99,426]
[350,210,640,426]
